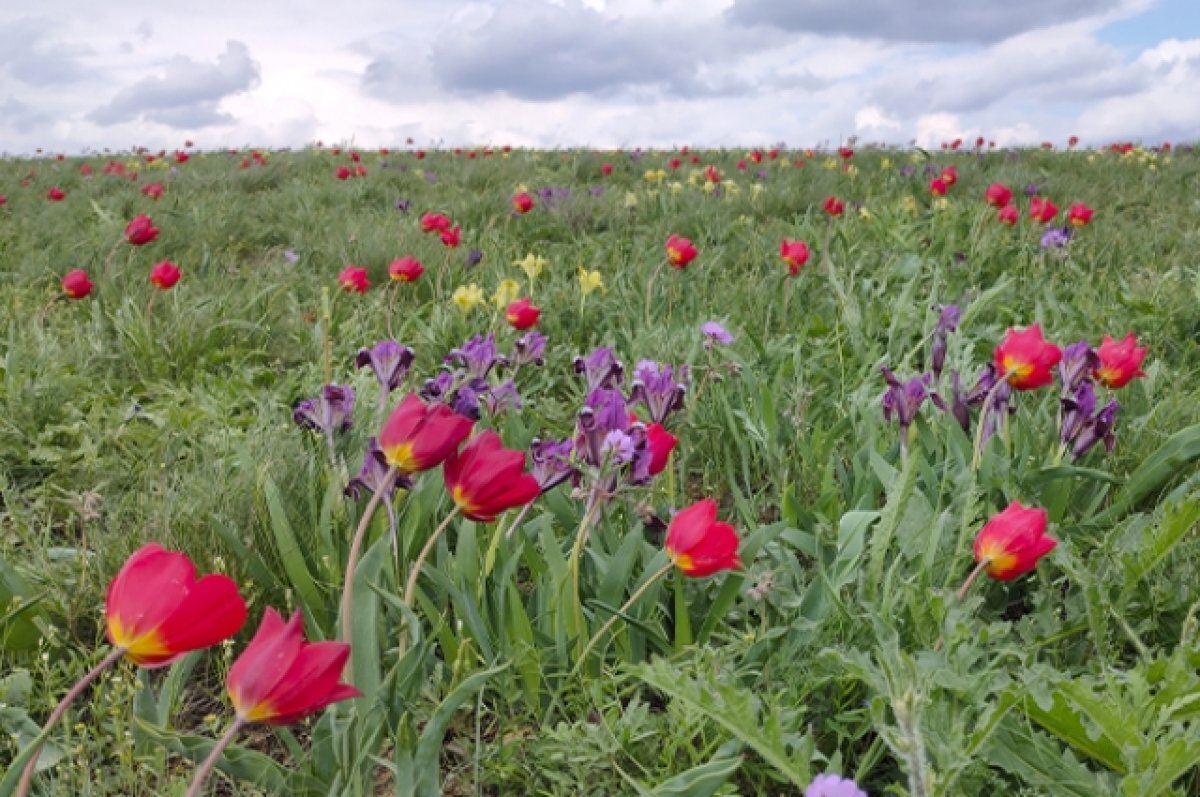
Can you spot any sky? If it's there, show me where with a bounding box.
[1,0,1198,154]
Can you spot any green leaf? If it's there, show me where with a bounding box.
[1089,424,1200,526]
[131,718,290,793]
[260,471,326,628]
[649,754,742,797]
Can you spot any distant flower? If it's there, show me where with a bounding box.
[823,195,845,216]
[511,191,535,214]
[335,166,351,180]
[149,260,181,289]
[837,146,854,160]
[997,204,1018,226]
[451,283,485,314]
[779,239,810,275]
[465,248,484,269]
[1039,226,1072,249]
[514,253,547,282]
[440,225,462,248]
[930,304,960,378]
[506,297,541,329]
[338,265,369,293]
[420,212,452,233]
[389,256,424,283]
[578,267,604,296]
[1024,182,1040,197]
[806,773,867,797]
[984,183,1012,207]
[125,214,160,245]
[62,269,94,299]
[665,234,698,268]
[665,499,741,578]
[394,197,411,212]
[141,182,164,200]
[1066,203,1093,227]
[701,321,733,346]
[929,177,948,196]
[47,186,66,201]
[1094,333,1147,388]
[492,278,521,308]
[939,165,958,185]
[283,249,299,264]
[600,163,613,176]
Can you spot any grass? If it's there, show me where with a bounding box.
[2,143,1200,796]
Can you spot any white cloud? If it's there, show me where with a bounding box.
[855,105,900,132]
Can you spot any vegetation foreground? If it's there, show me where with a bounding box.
[2,142,1199,796]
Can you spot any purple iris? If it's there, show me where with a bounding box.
[529,438,576,493]
[805,773,867,797]
[345,438,411,500]
[355,340,415,409]
[1058,340,1098,393]
[702,321,734,346]
[465,248,484,269]
[574,346,624,391]
[881,367,931,432]
[1040,226,1072,249]
[930,304,960,378]
[447,333,506,379]
[293,384,355,436]
[629,360,688,424]
[1060,378,1097,445]
[511,331,548,368]
[394,197,411,212]
[1071,399,1118,459]
[482,380,523,415]
[575,388,631,468]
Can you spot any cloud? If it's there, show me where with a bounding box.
[1077,38,1200,141]
[726,0,1126,44]
[88,40,260,128]
[0,18,93,86]
[0,98,52,134]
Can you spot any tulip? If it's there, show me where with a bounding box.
[997,204,1019,225]
[1066,203,1094,227]
[149,261,181,290]
[0,194,7,206]
[62,269,93,299]
[227,609,359,725]
[141,182,164,200]
[984,183,1012,207]
[440,225,462,248]
[929,177,948,197]
[175,150,189,163]
[338,265,369,293]
[443,430,541,522]
[600,163,613,176]
[506,297,541,330]
[837,146,854,160]
[388,256,424,282]
[1029,196,1058,224]
[47,187,66,201]
[967,501,1056,587]
[665,234,698,268]
[994,324,1062,389]
[940,165,958,185]
[125,214,160,245]
[335,166,351,180]
[420,211,451,232]
[511,191,534,213]
[1068,135,1079,148]
[665,498,741,577]
[379,392,474,474]
[823,195,845,216]
[779,239,810,275]
[645,421,677,477]
[1094,333,1147,388]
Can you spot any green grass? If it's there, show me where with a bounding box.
[2,144,1200,796]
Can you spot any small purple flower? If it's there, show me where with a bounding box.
[465,248,484,269]
[447,333,506,379]
[424,171,438,183]
[1058,340,1098,393]
[355,340,415,406]
[1060,378,1097,445]
[1024,182,1040,197]
[575,388,630,468]
[394,197,411,212]
[450,377,490,420]
[702,321,734,346]
[345,438,411,499]
[881,367,931,430]
[589,185,606,198]
[420,371,455,403]
[482,380,523,415]
[930,304,960,378]
[1072,399,1118,460]
[805,773,867,797]
[755,168,769,181]
[629,360,688,424]
[1040,226,1072,249]
[923,163,940,177]
[899,164,916,178]
[283,249,299,264]
[601,430,636,464]
[293,384,355,435]
[574,346,624,390]
[511,331,548,368]
[629,149,643,162]
[529,438,576,493]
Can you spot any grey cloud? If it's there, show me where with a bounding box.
[89,40,259,127]
[0,98,52,134]
[726,0,1124,44]
[0,18,92,85]
[366,0,765,102]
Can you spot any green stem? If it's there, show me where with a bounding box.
[340,468,397,648]
[567,492,606,655]
[183,718,246,797]
[956,559,990,601]
[402,507,462,610]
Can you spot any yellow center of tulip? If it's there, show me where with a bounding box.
[384,442,417,473]
[231,690,278,723]
[1095,366,1120,386]
[107,617,171,664]
[1001,356,1033,384]
[451,485,478,515]
[976,540,1018,579]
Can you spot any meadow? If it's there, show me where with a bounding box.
[1,141,1199,796]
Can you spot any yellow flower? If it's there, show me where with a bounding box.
[846,164,858,177]
[880,157,892,170]
[724,180,740,194]
[857,205,871,219]
[901,196,919,214]
[514,183,529,194]
[702,180,717,195]
[514,253,547,282]
[493,278,521,308]
[624,191,639,209]
[823,157,839,170]
[669,181,684,194]
[932,197,951,212]
[643,169,666,183]
[578,267,604,296]
[451,284,485,314]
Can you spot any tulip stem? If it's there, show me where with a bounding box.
[340,467,398,649]
[15,645,126,797]
[400,508,462,628]
[567,491,606,656]
[644,258,668,327]
[956,559,990,601]
[183,717,246,797]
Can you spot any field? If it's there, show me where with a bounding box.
[2,142,1200,796]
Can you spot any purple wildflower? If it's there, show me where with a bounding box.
[394,197,411,212]
[702,321,734,346]
[1060,378,1097,445]
[601,430,636,464]
[899,164,916,178]
[420,371,455,403]
[1072,399,1118,459]
[482,380,523,415]
[575,388,630,468]
[465,248,484,269]
[450,377,490,420]
[511,331,548,368]
[529,438,576,493]
[447,334,506,379]
[1058,340,1098,394]
[806,773,867,797]
[355,340,415,408]
[283,249,299,264]
[574,346,624,390]
[293,384,355,435]
[1040,226,1072,249]
[629,360,689,424]
[930,303,961,378]
[881,367,931,431]
[345,438,411,499]
[1024,182,1040,197]
[423,171,438,183]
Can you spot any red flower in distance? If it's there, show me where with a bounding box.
[939,165,958,185]
[379,392,474,474]
[106,543,247,667]
[1068,135,1079,148]
[388,256,424,283]
[506,297,541,330]
[997,204,1019,226]
[823,195,845,217]
[338,265,369,293]
[149,261,181,289]
[1094,333,1148,388]
[62,269,93,299]
[600,163,613,176]
[125,214,160,245]
[665,499,741,578]
[1029,196,1058,224]
[175,150,189,164]
[704,165,721,183]
[227,608,359,725]
[1066,203,1093,227]
[665,234,698,268]
[779,239,810,275]
[443,430,540,522]
[511,192,534,213]
[994,324,1062,390]
[141,182,164,200]
[837,146,854,160]
[0,195,7,206]
[929,177,948,197]
[47,187,66,201]
[972,501,1056,581]
[440,225,462,248]
[984,183,1012,207]
[335,166,351,180]
[420,212,452,233]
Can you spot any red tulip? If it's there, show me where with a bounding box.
[1066,203,1093,227]
[1029,196,1058,224]
[62,269,93,299]
[388,256,424,283]
[972,501,1056,581]
[929,177,948,197]
[704,165,721,183]
[506,297,541,329]
[106,543,247,667]
[149,261,181,289]
[997,204,1019,226]
[420,212,451,233]
[141,182,164,200]
[1094,333,1147,388]
[823,195,845,217]
[665,234,698,268]
[440,225,462,248]
[668,157,681,170]
[379,392,474,474]
[994,324,1062,390]
[227,608,359,725]
[645,422,677,477]
[511,192,534,213]
[47,187,66,202]
[779,239,810,275]
[335,166,351,180]
[736,159,748,171]
[665,499,741,578]
[600,163,613,176]
[442,430,540,522]
[349,150,361,162]
[125,214,160,245]
[79,163,94,177]
[749,149,763,164]
[175,151,189,164]
[1068,135,1079,148]
[338,265,369,293]
[354,165,367,178]
[984,183,1011,207]
[415,149,426,159]
[939,165,958,185]
[837,146,854,160]
[0,194,7,206]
